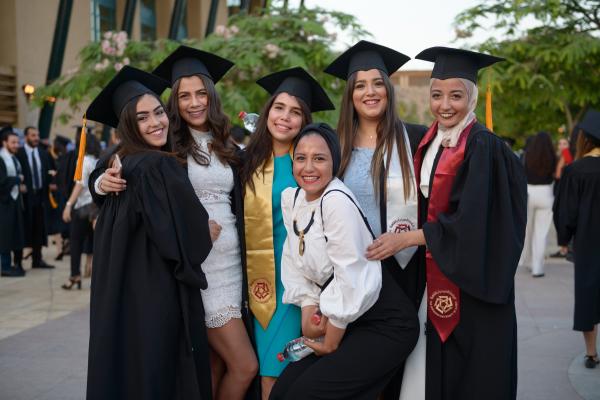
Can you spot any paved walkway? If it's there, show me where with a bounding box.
[0,248,598,399]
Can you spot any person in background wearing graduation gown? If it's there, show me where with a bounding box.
[152,45,259,400]
[269,123,419,400]
[0,129,26,277]
[239,67,335,400]
[323,40,426,400]
[519,131,557,277]
[367,47,527,400]
[553,109,600,369]
[16,126,56,270]
[85,66,214,400]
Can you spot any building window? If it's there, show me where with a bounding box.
[91,0,116,41]
[176,0,188,40]
[140,0,157,41]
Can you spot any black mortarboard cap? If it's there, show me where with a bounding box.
[324,40,410,80]
[256,67,335,113]
[415,46,504,83]
[152,45,234,86]
[578,109,600,141]
[86,66,169,128]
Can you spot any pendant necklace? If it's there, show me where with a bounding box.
[293,210,315,256]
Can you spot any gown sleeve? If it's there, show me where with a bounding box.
[0,161,19,200]
[552,164,578,246]
[319,191,382,329]
[422,131,527,304]
[135,155,212,289]
[280,188,321,308]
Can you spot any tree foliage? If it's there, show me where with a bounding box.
[455,0,600,143]
[34,5,369,126]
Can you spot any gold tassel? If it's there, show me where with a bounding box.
[485,83,494,132]
[74,115,87,181]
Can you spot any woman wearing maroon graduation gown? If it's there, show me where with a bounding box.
[367,47,527,400]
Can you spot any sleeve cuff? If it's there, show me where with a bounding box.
[94,173,107,196]
[328,317,348,329]
[300,298,319,308]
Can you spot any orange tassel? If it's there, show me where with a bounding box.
[49,191,58,209]
[74,116,87,181]
[485,83,494,132]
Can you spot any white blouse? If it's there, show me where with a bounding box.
[281,178,382,329]
[419,131,444,199]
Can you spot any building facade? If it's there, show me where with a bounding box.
[0,0,264,138]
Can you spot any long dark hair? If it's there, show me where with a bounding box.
[575,130,600,160]
[337,70,413,202]
[167,74,237,166]
[116,94,173,158]
[525,131,556,177]
[240,93,312,193]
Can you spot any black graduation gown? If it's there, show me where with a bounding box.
[16,146,54,247]
[553,156,600,331]
[413,123,527,400]
[0,157,25,252]
[87,147,260,400]
[87,152,213,400]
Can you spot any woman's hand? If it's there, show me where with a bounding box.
[99,159,127,194]
[62,204,72,223]
[208,220,222,243]
[366,229,425,260]
[301,305,328,339]
[304,323,345,356]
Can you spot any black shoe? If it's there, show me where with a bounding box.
[532,273,545,278]
[549,251,567,258]
[14,264,26,275]
[32,261,55,269]
[584,355,599,369]
[61,277,82,290]
[1,268,25,277]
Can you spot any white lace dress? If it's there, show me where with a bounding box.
[188,129,242,328]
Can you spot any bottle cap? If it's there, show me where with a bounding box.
[238,111,247,119]
[277,353,285,362]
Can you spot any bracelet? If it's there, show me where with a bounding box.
[66,201,73,207]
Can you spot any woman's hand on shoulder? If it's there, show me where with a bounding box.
[99,158,127,194]
[366,229,425,260]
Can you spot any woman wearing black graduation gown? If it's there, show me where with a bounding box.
[85,66,213,400]
[323,40,426,399]
[367,47,527,400]
[553,109,600,369]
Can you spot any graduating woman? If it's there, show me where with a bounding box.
[323,40,427,399]
[269,123,419,400]
[239,67,334,399]
[366,47,527,400]
[85,66,213,400]
[553,109,600,369]
[152,46,258,400]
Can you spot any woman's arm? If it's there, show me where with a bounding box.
[62,183,84,223]
[366,229,426,260]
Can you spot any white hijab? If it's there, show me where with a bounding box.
[431,78,478,148]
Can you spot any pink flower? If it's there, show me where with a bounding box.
[103,31,112,40]
[114,62,124,71]
[123,57,130,65]
[264,43,281,59]
[215,25,227,36]
[230,25,239,34]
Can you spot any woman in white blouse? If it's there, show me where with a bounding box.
[270,123,419,400]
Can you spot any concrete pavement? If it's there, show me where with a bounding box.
[0,249,598,399]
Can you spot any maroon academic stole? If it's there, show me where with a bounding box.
[413,119,476,342]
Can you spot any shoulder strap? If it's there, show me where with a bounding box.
[292,187,301,207]
[319,189,376,240]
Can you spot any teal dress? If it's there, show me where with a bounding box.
[253,153,302,377]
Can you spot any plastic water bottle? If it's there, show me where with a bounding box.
[277,336,324,362]
[238,111,259,133]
